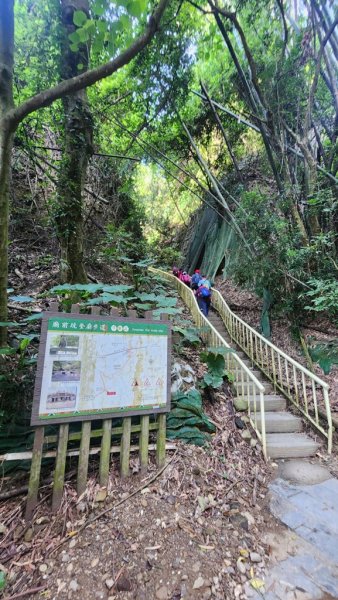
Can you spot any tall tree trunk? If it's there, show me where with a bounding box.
[0,0,168,340]
[55,0,93,283]
[0,0,14,345]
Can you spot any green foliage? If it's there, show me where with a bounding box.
[167,389,215,445]
[0,571,6,591]
[308,340,338,375]
[173,326,201,345]
[200,347,234,389]
[303,279,338,320]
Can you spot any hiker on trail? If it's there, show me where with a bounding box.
[172,266,180,278]
[191,269,202,290]
[196,276,212,316]
[179,270,191,287]
[200,275,211,289]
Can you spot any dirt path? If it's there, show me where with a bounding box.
[1,411,275,600]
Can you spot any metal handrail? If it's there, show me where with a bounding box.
[211,288,333,453]
[151,268,268,459]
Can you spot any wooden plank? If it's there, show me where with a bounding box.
[25,426,44,520]
[77,421,91,496]
[139,415,149,472]
[156,414,166,467]
[120,417,131,478]
[52,423,69,511]
[1,442,177,462]
[99,419,112,487]
[43,422,159,445]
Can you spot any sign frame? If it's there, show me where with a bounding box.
[31,312,171,426]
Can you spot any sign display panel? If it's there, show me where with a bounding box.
[31,313,171,425]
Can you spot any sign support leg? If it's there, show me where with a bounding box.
[25,426,44,520]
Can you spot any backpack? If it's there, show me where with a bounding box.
[191,273,202,289]
[199,286,211,298]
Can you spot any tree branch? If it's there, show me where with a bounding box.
[6,0,170,130]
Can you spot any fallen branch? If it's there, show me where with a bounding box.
[5,585,47,599]
[0,485,29,501]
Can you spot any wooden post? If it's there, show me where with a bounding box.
[99,419,112,487]
[139,415,149,472]
[120,417,131,477]
[25,426,44,520]
[156,414,166,467]
[52,423,69,511]
[77,421,91,496]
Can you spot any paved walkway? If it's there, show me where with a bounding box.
[248,461,338,600]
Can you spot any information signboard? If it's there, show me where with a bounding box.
[31,313,171,425]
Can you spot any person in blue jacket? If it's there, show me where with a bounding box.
[196,276,212,316]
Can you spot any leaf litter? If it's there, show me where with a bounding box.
[0,393,275,599]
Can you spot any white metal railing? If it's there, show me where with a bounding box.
[211,288,333,453]
[151,268,268,459]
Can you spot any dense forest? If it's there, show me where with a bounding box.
[0,0,337,402]
[0,1,337,597]
[0,0,337,380]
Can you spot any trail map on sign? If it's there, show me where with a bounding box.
[33,316,170,423]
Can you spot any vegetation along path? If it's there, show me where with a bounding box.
[1,1,338,598]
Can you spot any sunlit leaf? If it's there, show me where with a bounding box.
[73,10,87,27]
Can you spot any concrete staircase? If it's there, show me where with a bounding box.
[207,310,320,459]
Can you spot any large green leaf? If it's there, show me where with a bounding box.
[155,297,177,308]
[9,295,34,303]
[73,9,87,26]
[101,285,133,293]
[86,294,127,305]
[152,307,182,316]
[134,303,153,311]
[50,283,103,293]
[0,347,16,356]
[202,372,224,388]
[173,326,200,344]
[24,313,43,322]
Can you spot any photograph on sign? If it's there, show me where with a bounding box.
[31,314,171,425]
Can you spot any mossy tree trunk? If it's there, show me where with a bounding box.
[55,0,93,283]
[0,0,169,343]
[0,0,14,345]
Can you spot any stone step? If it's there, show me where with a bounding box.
[234,380,273,394]
[256,411,303,433]
[231,369,265,380]
[233,358,252,368]
[266,433,320,459]
[245,394,287,412]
